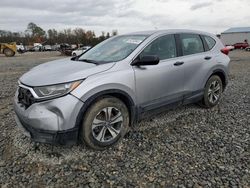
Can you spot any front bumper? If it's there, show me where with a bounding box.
[14,92,84,145]
[15,114,78,145]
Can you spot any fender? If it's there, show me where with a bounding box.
[74,88,138,138]
[203,66,228,89]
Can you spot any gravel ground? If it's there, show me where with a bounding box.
[0,51,249,187]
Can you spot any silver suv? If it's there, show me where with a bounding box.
[14,30,230,149]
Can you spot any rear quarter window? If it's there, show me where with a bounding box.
[204,36,216,50]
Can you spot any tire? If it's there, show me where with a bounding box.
[200,75,223,108]
[3,48,15,57]
[72,53,76,56]
[80,96,129,150]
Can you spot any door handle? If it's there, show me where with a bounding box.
[204,56,212,60]
[174,61,184,66]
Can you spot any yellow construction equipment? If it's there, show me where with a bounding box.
[0,42,17,57]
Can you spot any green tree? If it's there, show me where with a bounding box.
[26,22,45,42]
[47,29,58,44]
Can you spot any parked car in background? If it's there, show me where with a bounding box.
[44,45,52,51]
[59,43,73,56]
[51,44,60,51]
[225,45,234,51]
[72,46,91,56]
[233,42,249,49]
[245,47,250,51]
[14,29,230,150]
[16,44,26,53]
[71,44,78,49]
[29,43,43,52]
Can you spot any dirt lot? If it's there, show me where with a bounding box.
[0,51,249,187]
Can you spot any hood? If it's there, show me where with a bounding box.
[20,58,115,86]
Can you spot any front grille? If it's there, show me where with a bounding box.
[18,87,35,108]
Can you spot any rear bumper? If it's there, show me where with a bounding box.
[15,114,78,145]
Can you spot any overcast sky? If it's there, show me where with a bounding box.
[0,0,249,35]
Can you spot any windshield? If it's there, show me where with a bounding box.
[78,35,147,63]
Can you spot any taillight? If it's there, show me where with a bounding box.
[221,47,229,55]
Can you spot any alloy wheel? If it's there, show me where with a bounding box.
[91,107,123,143]
[208,80,221,104]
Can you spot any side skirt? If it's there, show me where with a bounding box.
[182,89,204,105]
[136,89,204,121]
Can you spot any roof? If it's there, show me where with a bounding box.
[222,27,250,34]
[125,29,214,37]
[125,30,158,35]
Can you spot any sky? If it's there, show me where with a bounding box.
[0,0,250,35]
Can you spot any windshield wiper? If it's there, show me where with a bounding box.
[78,59,99,65]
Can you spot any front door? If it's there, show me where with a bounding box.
[133,34,185,111]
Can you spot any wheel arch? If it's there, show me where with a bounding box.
[74,89,137,139]
[211,69,227,91]
[205,69,228,91]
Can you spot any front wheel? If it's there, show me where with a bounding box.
[4,48,15,57]
[201,75,223,108]
[80,96,129,150]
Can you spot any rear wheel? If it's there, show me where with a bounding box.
[4,48,15,57]
[80,96,129,150]
[201,75,223,108]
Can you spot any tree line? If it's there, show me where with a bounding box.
[0,22,118,46]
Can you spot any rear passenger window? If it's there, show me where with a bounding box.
[204,36,216,50]
[180,34,204,56]
[140,34,177,60]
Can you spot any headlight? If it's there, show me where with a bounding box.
[33,80,82,99]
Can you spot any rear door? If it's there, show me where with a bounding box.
[176,33,214,96]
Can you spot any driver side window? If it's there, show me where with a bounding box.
[140,34,177,60]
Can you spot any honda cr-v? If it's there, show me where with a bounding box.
[14,29,230,149]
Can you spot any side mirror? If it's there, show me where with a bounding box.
[131,55,160,66]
